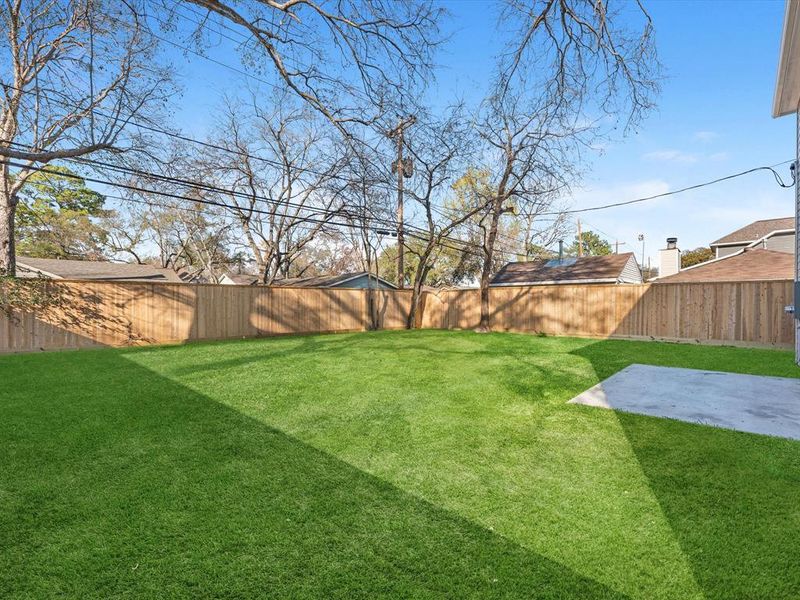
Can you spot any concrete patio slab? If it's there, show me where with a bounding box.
[569,364,800,440]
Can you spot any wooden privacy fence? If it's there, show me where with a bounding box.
[421,280,795,348]
[0,280,413,353]
[0,279,794,353]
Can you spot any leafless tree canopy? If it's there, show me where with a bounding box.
[0,0,175,275]
[472,0,660,330]
[400,106,483,326]
[196,92,349,284]
[105,140,235,281]
[498,0,659,130]
[178,0,445,131]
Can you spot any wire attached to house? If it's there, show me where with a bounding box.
[546,160,796,215]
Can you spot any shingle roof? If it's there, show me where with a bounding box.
[270,271,397,289]
[16,256,183,283]
[490,253,636,285]
[711,217,794,246]
[655,248,793,283]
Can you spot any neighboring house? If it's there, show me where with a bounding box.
[271,272,397,290]
[657,219,795,283]
[774,0,800,362]
[709,217,795,258]
[490,253,643,286]
[16,256,183,283]
[656,248,794,283]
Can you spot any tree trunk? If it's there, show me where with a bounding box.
[0,199,16,277]
[407,264,426,330]
[477,202,502,332]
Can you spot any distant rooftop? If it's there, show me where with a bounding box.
[16,256,183,283]
[710,217,794,246]
[491,253,639,285]
[656,248,793,283]
[271,271,397,289]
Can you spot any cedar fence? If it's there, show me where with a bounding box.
[0,279,794,354]
[420,280,795,347]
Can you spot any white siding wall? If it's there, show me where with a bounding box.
[618,255,644,284]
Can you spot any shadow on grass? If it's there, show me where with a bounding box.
[571,340,800,600]
[0,348,627,599]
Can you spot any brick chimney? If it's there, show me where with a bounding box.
[659,237,680,278]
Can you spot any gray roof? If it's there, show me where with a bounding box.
[17,256,183,283]
[711,217,794,246]
[271,271,397,289]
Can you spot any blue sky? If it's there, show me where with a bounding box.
[163,0,795,269]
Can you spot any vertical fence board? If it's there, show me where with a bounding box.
[0,279,794,353]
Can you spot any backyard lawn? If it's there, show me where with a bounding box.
[2,330,800,599]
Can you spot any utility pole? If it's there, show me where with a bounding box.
[638,233,645,269]
[576,218,583,257]
[614,240,627,254]
[387,115,416,288]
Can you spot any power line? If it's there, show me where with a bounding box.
[4,159,373,232]
[0,81,399,197]
[4,158,488,259]
[61,151,481,254]
[0,79,653,255]
[548,161,795,215]
[3,135,491,256]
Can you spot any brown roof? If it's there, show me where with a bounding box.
[491,253,637,285]
[16,256,183,283]
[711,217,794,246]
[655,248,793,283]
[271,271,397,289]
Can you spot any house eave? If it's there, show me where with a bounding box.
[773,0,800,117]
[709,241,754,248]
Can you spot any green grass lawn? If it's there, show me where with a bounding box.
[2,330,800,599]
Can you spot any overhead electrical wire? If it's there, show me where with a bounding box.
[1,158,491,259]
[546,161,796,216]
[3,142,486,255]
[0,81,401,199]
[4,7,797,260]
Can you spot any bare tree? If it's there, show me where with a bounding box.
[328,135,397,328]
[474,0,660,331]
[178,0,444,132]
[0,0,175,275]
[98,137,236,280]
[518,207,569,261]
[102,209,150,265]
[106,195,234,281]
[401,108,486,328]
[199,94,348,284]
